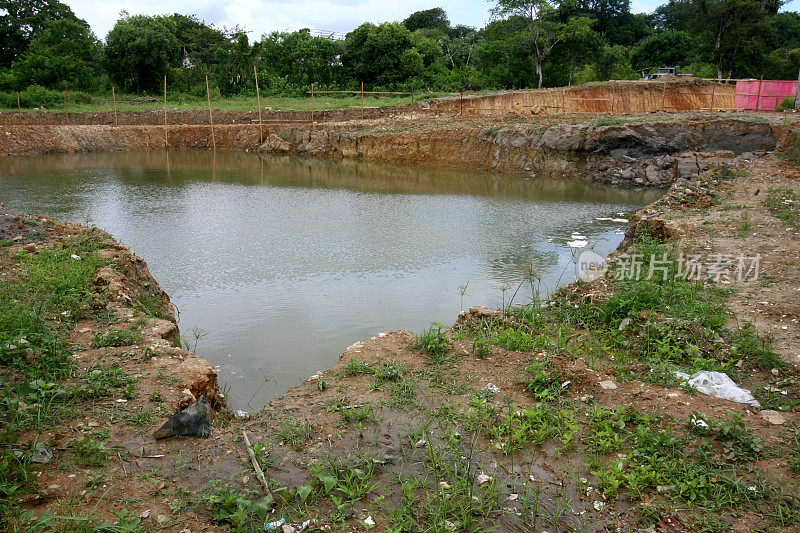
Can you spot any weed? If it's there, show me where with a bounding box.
[411,323,452,363]
[342,358,373,377]
[521,360,563,402]
[275,418,313,450]
[764,188,799,227]
[91,327,141,348]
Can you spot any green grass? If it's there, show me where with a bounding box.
[0,92,451,115]
[91,327,141,348]
[764,188,800,227]
[411,323,453,364]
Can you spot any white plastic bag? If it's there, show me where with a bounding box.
[675,371,761,408]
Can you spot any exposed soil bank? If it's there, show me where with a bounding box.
[1,115,795,188]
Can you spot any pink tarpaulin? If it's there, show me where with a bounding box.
[735,79,797,111]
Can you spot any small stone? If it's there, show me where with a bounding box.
[580,394,593,403]
[47,484,60,490]
[282,525,296,533]
[22,243,37,253]
[88,421,99,428]
[771,368,780,376]
[241,475,250,485]
[438,481,451,490]
[485,383,501,394]
[139,510,150,519]
[599,380,617,390]
[477,473,493,486]
[156,514,168,525]
[414,439,427,448]
[760,410,786,425]
[593,500,605,511]
[363,516,375,528]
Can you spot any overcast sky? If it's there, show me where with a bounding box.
[62,0,800,41]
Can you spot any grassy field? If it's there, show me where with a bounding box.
[0,92,462,114]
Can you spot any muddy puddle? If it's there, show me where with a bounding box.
[0,150,662,409]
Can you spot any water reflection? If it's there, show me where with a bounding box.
[0,150,661,409]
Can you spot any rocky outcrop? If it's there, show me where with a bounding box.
[259,118,781,189]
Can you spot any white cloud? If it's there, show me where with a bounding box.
[63,0,494,41]
[61,0,800,41]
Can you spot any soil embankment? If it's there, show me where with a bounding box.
[0,115,791,188]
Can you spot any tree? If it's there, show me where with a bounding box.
[9,18,100,90]
[0,0,80,68]
[342,23,422,87]
[169,13,229,69]
[104,14,181,92]
[259,30,342,86]
[630,31,693,70]
[491,0,593,88]
[403,8,450,32]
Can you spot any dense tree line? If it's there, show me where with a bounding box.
[0,0,798,101]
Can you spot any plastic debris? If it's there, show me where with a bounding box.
[675,371,760,407]
[567,240,589,248]
[264,518,286,531]
[13,445,52,464]
[477,473,493,486]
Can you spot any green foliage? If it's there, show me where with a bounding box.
[764,188,800,225]
[776,96,796,111]
[6,18,101,91]
[411,323,452,363]
[91,328,141,348]
[104,14,182,92]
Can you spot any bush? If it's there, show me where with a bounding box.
[17,85,62,108]
[776,96,796,112]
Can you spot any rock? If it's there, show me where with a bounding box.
[676,157,700,178]
[738,152,755,160]
[599,380,618,390]
[261,134,291,152]
[139,510,150,519]
[153,396,212,439]
[438,481,451,490]
[485,383,501,394]
[156,514,168,525]
[760,410,786,425]
[22,243,37,253]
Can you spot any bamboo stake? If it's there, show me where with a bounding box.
[163,75,168,148]
[254,66,264,144]
[63,90,69,125]
[112,87,118,126]
[661,79,667,111]
[16,91,21,125]
[311,83,315,124]
[562,87,566,113]
[709,82,716,112]
[755,76,764,112]
[411,83,414,119]
[360,81,364,120]
[459,88,463,116]
[205,75,215,150]
[611,81,616,114]
[795,66,800,109]
[242,430,271,497]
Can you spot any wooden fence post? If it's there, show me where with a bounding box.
[755,76,764,112]
[112,86,118,126]
[163,74,168,149]
[206,75,215,150]
[795,67,800,109]
[661,79,667,112]
[360,82,364,120]
[411,83,415,119]
[459,88,463,116]
[16,91,21,125]
[611,81,616,114]
[311,83,315,124]
[63,90,69,125]
[562,87,566,113]
[709,82,716,112]
[254,65,263,144]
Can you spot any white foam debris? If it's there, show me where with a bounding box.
[567,240,589,248]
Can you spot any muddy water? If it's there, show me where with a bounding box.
[0,151,661,409]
